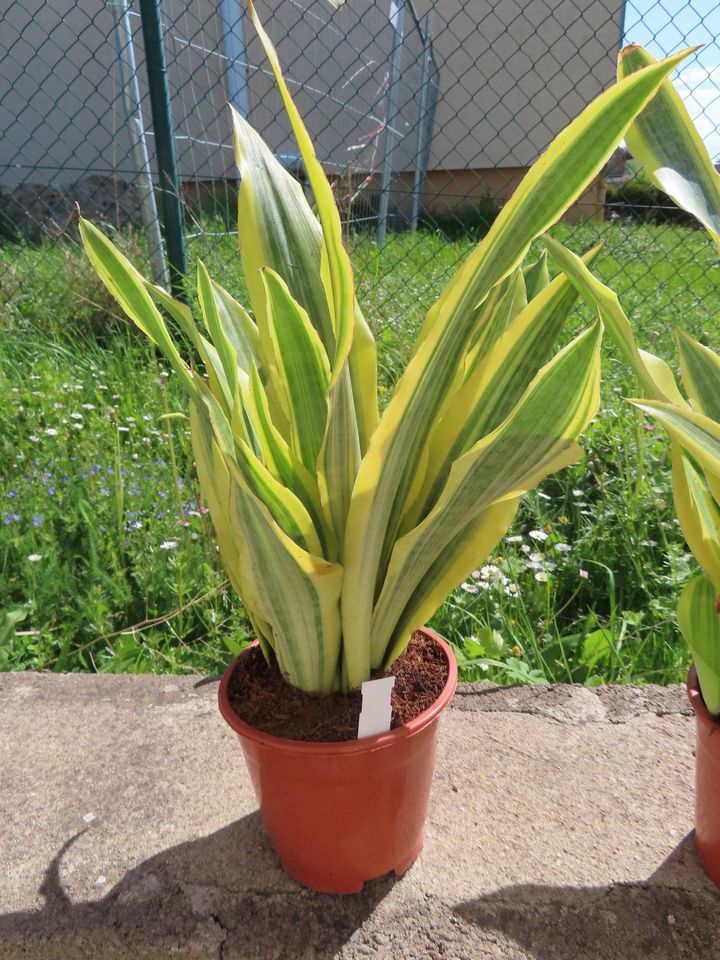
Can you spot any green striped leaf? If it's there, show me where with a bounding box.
[629,399,720,494]
[672,450,720,588]
[197,259,241,401]
[618,44,720,250]
[231,106,334,352]
[676,329,720,422]
[341,48,692,688]
[242,365,333,555]
[208,277,262,374]
[247,0,354,383]
[382,498,521,668]
[79,218,197,398]
[544,235,685,404]
[194,376,322,555]
[144,278,238,411]
[413,270,506,359]
[465,267,527,371]
[678,574,720,714]
[231,438,324,557]
[191,400,343,692]
[415,47,692,357]
[370,322,602,668]
[403,251,597,530]
[348,303,379,455]
[237,17,382,540]
[317,375,362,551]
[231,105,377,455]
[225,456,343,693]
[189,401,263,623]
[522,248,550,300]
[260,269,330,472]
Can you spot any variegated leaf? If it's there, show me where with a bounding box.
[678,574,720,714]
[366,321,601,678]
[629,399,720,503]
[618,44,720,250]
[403,251,598,531]
[676,329,720,422]
[341,50,692,686]
[544,235,685,404]
[672,448,720,587]
[260,269,331,472]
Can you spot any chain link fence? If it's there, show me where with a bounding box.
[1,0,719,338]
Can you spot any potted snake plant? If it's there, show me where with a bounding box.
[543,45,720,886]
[79,8,690,892]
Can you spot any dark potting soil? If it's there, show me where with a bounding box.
[227,631,449,742]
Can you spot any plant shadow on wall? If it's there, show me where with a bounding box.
[0,821,395,957]
[454,835,720,960]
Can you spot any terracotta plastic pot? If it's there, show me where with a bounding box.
[218,626,457,893]
[687,664,720,887]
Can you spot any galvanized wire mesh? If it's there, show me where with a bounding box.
[1,0,719,339]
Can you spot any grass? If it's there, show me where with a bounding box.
[1,216,718,684]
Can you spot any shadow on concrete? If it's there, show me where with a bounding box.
[1,814,397,958]
[455,833,720,960]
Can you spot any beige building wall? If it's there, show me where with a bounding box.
[413,0,625,171]
[249,0,624,173]
[0,0,234,189]
[417,168,607,223]
[2,0,623,223]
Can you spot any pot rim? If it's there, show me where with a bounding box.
[217,626,458,756]
[687,663,720,730]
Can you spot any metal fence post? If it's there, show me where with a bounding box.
[409,13,432,231]
[220,0,250,119]
[376,0,405,248]
[108,0,168,286]
[138,0,187,297]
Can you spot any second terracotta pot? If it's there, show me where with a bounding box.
[218,627,458,894]
[687,664,720,887]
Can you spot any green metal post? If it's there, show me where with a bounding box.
[139,0,187,297]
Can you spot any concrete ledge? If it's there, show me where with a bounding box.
[1,672,717,959]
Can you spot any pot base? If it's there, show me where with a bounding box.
[218,627,457,894]
[280,840,423,894]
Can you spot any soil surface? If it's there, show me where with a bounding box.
[227,630,449,742]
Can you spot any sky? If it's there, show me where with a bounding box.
[623,0,720,159]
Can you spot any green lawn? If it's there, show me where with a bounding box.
[1,217,718,683]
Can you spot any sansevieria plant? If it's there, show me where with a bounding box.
[541,45,720,713]
[80,12,691,696]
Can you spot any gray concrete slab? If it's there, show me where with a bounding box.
[1,672,718,960]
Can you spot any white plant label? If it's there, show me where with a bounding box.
[357,675,395,739]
